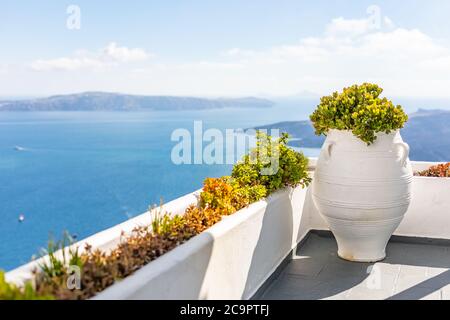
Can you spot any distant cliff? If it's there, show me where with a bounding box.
[254,109,450,162]
[0,92,274,111]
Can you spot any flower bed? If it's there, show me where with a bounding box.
[1,132,310,300]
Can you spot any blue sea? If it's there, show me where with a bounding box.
[0,100,322,271]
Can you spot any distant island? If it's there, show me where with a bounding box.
[254,109,450,162]
[0,92,275,111]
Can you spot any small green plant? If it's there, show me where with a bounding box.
[232,183,267,208]
[232,131,311,194]
[310,83,408,145]
[38,231,82,279]
[151,209,187,238]
[0,270,53,300]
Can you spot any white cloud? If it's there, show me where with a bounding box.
[5,15,450,98]
[325,17,373,37]
[384,16,395,29]
[30,42,152,71]
[0,64,8,74]
[419,55,450,71]
[179,61,244,70]
[221,48,256,57]
[31,57,109,72]
[102,42,152,62]
[222,48,241,56]
[213,15,450,97]
[225,17,441,63]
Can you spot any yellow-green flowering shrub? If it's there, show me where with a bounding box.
[232,132,311,193]
[310,83,408,145]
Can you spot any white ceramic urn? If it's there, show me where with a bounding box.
[312,129,413,262]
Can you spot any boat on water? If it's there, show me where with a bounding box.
[14,146,26,151]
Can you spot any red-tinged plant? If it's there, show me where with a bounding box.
[416,162,450,178]
[200,177,237,213]
[200,177,267,214]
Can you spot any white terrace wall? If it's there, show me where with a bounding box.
[6,160,449,300]
[91,163,450,300]
[308,161,450,240]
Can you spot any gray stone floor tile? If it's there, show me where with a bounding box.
[440,284,450,300]
[389,287,442,300]
[426,267,448,277]
[284,257,327,277]
[261,274,326,300]
[258,233,450,300]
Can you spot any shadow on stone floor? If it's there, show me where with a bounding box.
[260,232,450,300]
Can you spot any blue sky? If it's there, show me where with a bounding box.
[1,1,450,97]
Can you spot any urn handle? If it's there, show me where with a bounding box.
[394,142,410,167]
[324,141,336,161]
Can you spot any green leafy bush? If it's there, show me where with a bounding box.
[232,131,311,193]
[0,270,53,300]
[310,83,408,145]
